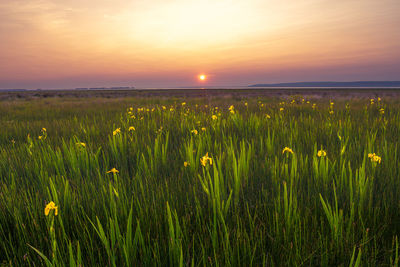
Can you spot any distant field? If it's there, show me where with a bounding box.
[0,93,399,266]
[2,88,400,101]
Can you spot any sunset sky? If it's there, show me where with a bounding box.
[1,0,400,89]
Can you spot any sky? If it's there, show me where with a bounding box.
[1,0,400,89]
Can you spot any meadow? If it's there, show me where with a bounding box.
[0,92,399,266]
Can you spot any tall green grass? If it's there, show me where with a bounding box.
[0,96,399,266]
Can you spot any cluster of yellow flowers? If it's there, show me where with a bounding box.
[113,128,121,136]
[368,153,382,164]
[45,201,58,216]
[317,150,327,157]
[200,153,213,166]
[379,108,384,115]
[191,129,198,135]
[229,105,235,114]
[212,115,218,120]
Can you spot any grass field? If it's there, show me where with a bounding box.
[0,92,399,266]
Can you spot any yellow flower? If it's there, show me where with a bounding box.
[130,115,136,119]
[329,110,334,114]
[306,101,310,104]
[200,153,213,166]
[38,135,43,140]
[280,108,284,112]
[129,107,133,111]
[162,106,166,110]
[317,150,327,157]
[330,101,334,106]
[129,126,136,131]
[377,97,381,102]
[244,102,248,106]
[282,147,294,154]
[379,108,384,115]
[368,153,381,164]
[191,129,198,135]
[45,201,58,216]
[266,114,271,119]
[201,127,206,132]
[291,99,295,104]
[228,105,234,111]
[113,128,121,136]
[170,107,174,112]
[107,168,119,174]
[184,161,190,167]
[373,155,381,164]
[76,142,86,148]
[42,128,47,132]
[212,115,218,120]
[312,103,317,109]
[182,102,186,106]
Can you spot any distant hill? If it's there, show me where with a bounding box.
[249,81,400,87]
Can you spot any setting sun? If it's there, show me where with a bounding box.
[199,74,206,81]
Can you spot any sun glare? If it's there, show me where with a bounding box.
[199,74,206,81]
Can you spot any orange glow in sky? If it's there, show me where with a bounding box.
[0,0,399,89]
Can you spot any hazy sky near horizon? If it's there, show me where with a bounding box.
[1,0,400,89]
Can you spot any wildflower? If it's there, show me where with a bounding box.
[113,128,121,136]
[128,126,136,131]
[282,147,294,154]
[291,99,295,104]
[76,142,86,148]
[212,115,218,120]
[42,128,47,132]
[200,153,213,166]
[368,153,381,164]
[330,101,334,106]
[379,108,384,115]
[312,103,317,109]
[266,114,271,119]
[229,105,235,114]
[170,107,174,112]
[107,168,119,174]
[201,127,206,132]
[302,99,305,103]
[280,108,284,112]
[182,102,186,106]
[191,129,198,135]
[377,97,381,102]
[130,114,136,119]
[184,161,190,167]
[244,102,248,106]
[38,135,43,140]
[129,107,133,111]
[306,101,310,104]
[329,110,334,114]
[317,150,327,157]
[44,201,58,216]
[162,106,166,110]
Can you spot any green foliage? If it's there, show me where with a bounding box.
[0,96,399,266]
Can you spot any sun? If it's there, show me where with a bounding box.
[198,74,206,81]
